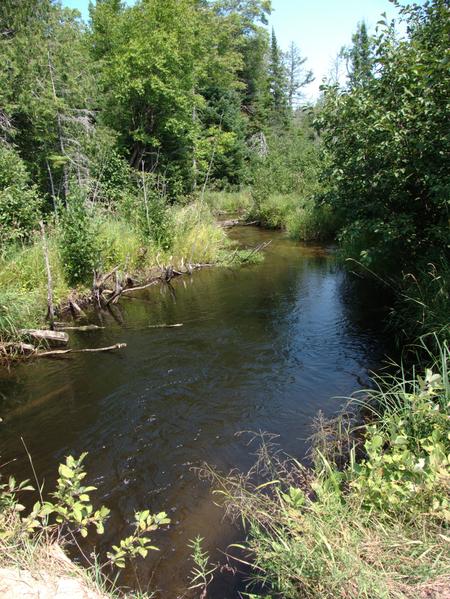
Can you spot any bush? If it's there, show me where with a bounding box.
[318,1,449,274]
[59,192,99,286]
[118,172,174,251]
[0,145,42,245]
[286,201,338,242]
[91,148,134,207]
[351,347,450,521]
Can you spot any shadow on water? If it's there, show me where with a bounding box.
[0,227,393,597]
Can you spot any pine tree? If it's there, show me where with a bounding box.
[267,28,289,123]
[284,41,314,109]
[347,21,373,87]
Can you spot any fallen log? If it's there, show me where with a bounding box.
[20,329,69,346]
[220,219,260,228]
[221,218,242,228]
[35,343,127,358]
[120,280,160,294]
[69,299,87,319]
[0,342,36,355]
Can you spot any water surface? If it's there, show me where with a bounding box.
[0,227,389,597]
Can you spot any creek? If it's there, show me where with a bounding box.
[0,226,391,597]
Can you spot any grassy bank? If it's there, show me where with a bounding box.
[204,190,338,242]
[0,201,256,345]
[213,340,450,598]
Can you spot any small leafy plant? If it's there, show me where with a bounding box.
[188,536,217,597]
[107,510,170,569]
[0,453,170,573]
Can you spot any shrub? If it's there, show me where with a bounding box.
[286,201,338,242]
[118,172,174,251]
[59,192,99,286]
[0,145,42,245]
[317,1,450,274]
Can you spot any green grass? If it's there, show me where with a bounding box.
[252,194,338,242]
[202,190,339,242]
[0,202,252,344]
[202,190,253,215]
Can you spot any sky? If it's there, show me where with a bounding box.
[62,0,411,100]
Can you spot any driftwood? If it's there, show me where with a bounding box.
[148,323,183,328]
[0,342,36,355]
[220,219,260,228]
[69,299,87,319]
[89,257,215,310]
[35,343,127,358]
[121,280,160,294]
[20,329,69,346]
[54,324,104,332]
[241,240,272,262]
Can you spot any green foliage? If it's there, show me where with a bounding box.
[352,365,449,521]
[59,193,99,285]
[318,0,450,274]
[203,190,253,214]
[214,343,450,598]
[0,453,170,576]
[0,145,42,244]
[251,120,321,206]
[107,510,170,569]
[21,454,110,538]
[393,261,450,346]
[92,148,134,206]
[285,200,338,242]
[188,536,217,594]
[342,21,374,88]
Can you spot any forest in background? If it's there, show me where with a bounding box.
[0,1,449,598]
[0,0,321,339]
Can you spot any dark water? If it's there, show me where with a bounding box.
[0,227,390,597]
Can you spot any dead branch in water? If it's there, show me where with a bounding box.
[0,342,36,356]
[20,329,69,346]
[54,324,104,332]
[34,343,127,358]
[241,240,272,262]
[148,323,183,328]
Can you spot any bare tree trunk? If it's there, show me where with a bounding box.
[201,113,223,201]
[40,221,55,331]
[45,159,58,215]
[48,49,69,200]
[192,90,198,192]
[141,160,151,237]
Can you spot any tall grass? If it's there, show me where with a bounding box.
[0,202,238,342]
[252,194,338,242]
[202,190,252,214]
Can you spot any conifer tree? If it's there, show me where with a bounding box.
[284,41,314,109]
[267,28,289,123]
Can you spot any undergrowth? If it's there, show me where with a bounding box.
[0,202,245,343]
